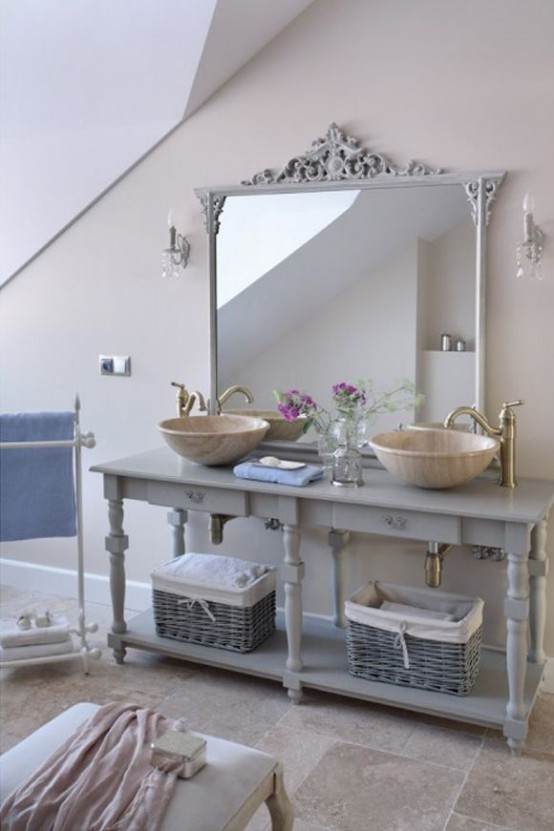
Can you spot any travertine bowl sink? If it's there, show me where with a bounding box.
[224,409,307,441]
[370,428,500,489]
[158,415,269,466]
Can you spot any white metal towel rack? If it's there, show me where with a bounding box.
[0,396,101,672]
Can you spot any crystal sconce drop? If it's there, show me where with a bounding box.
[516,193,545,280]
[162,210,190,278]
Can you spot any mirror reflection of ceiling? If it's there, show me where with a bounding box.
[218,184,471,381]
[217,191,359,307]
[0,0,315,286]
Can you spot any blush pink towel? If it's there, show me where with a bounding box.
[0,701,186,831]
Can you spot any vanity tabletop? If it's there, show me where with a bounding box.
[91,446,554,525]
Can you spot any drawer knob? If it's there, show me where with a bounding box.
[381,514,407,530]
[185,489,206,504]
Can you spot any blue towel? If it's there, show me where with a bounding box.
[233,461,324,487]
[0,412,77,541]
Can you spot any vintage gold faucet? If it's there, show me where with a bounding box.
[444,400,524,487]
[218,385,254,409]
[170,382,207,417]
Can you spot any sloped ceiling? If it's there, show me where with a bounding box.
[0,0,314,286]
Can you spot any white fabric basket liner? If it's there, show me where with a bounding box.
[345,581,483,644]
[151,553,277,608]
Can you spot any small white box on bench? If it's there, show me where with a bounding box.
[150,731,207,779]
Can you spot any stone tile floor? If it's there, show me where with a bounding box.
[1,585,553,831]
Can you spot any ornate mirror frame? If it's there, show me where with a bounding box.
[195,124,505,417]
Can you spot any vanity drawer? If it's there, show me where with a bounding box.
[147,481,248,515]
[332,504,461,544]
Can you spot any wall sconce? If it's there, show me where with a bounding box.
[162,210,190,278]
[516,193,545,280]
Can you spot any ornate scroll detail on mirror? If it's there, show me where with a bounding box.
[200,194,227,233]
[464,178,503,226]
[243,123,441,186]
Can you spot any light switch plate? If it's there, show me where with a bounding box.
[100,355,131,376]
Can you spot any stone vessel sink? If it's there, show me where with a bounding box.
[158,415,269,466]
[369,428,500,489]
[224,409,307,441]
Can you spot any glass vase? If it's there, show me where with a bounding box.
[316,430,338,478]
[331,418,364,487]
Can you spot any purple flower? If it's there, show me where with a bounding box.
[331,382,367,413]
[273,388,329,432]
[275,390,319,421]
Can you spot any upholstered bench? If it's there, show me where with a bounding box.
[0,702,293,830]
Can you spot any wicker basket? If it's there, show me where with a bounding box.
[345,582,483,696]
[151,554,276,653]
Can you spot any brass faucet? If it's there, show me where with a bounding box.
[218,385,254,409]
[170,382,207,417]
[444,400,524,488]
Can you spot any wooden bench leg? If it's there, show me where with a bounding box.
[265,763,294,831]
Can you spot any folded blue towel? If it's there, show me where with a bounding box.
[0,412,77,541]
[233,461,324,487]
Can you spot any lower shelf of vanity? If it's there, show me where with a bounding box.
[109,610,545,731]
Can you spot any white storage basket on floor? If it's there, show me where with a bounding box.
[345,582,483,696]
[151,553,277,653]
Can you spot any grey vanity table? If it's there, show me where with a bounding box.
[92,447,553,753]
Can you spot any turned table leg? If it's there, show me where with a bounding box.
[168,508,187,558]
[106,497,129,663]
[504,525,531,754]
[528,518,548,664]
[282,524,304,701]
[328,529,350,628]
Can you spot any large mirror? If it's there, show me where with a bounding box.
[196,124,504,440]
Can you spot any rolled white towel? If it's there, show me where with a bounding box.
[379,601,455,621]
[151,553,273,590]
[0,614,71,648]
[0,636,74,663]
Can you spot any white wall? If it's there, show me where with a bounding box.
[418,220,477,420]
[1,0,553,651]
[0,0,219,283]
[425,218,476,351]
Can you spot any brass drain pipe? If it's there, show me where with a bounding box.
[209,514,236,545]
[425,542,454,588]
